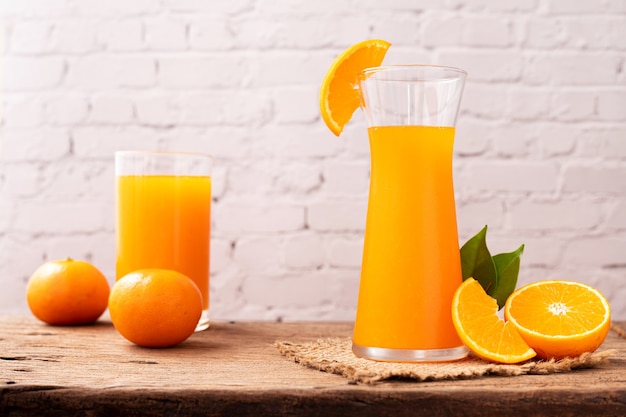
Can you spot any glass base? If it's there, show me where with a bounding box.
[352,342,468,362]
[195,309,210,332]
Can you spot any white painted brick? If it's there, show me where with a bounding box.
[274,163,323,194]
[342,119,370,158]
[510,200,602,231]
[227,163,276,196]
[13,201,108,233]
[3,57,65,91]
[0,0,67,18]
[358,0,448,10]
[2,164,42,197]
[235,18,326,50]
[162,0,253,14]
[507,88,551,121]
[89,233,116,281]
[52,19,97,54]
[1,0,626,321]
[490,124,537,158]
[437,51,523,82]
[37,160,113,201]
[260,125,344,158]
[328,238,363,269]
[322,160,370,197]
[209,166,228,201]
[464,161,559,192]
[242,273,335,309]
[159,127,251,159]
[273,86,318,124]
[9,21,53,54]
[158,55,246,89]
[537,124,578,157]
[453,118,491,156]
[70,0,159,17]
[72,127,161,158]
[597,90,626,121]
[216,200,305,233]
[590,272,626,320]
[524,17,566,49]
[366,14,422,47]
[558,17,622,50]
[254,0,354,15]
[447,0,538,11]
[608,17,626,49]
[2,95,44,127]
[135,94,181,126]
[67,55,156,90]
[188,18,235,51]
[564,237,626,267]
[210,238,232,275]
[601,128,626,159]
[144,17,187,51]
[251,51,330,87]
[488,235,565,269]
[524,53,620,86]
[307,200,367,232]
[525,16,625,50]
[607,200,626,230]
[462,83,509,120]
[421,16,463,49]
[44,94,89,125]
[577,128,626,159]
[456,199,505,235]
[550,90,596,122]
[563,165,626,194]
[88,94,135,124]
[1,128,70,161]
[181,91,273,127]
[29,234,112,274]
[0,236,43,311]
[461,17,514,47]
[233,236,282,272]
[545,0,626,14]
[284,233,325,270]
[97,20,144,52]
[328,269,360,312]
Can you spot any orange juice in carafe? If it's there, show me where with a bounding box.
[353,125,463,352]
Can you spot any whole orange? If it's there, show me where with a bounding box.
[26,258,110,325]
[108,269,202,348]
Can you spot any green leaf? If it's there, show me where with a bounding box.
[459,225,498,294]
[491,244,525,309]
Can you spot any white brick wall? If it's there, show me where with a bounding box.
[1,0,625,321]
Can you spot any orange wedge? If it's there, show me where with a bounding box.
[504,280,611,360]
[319,39,391,136]
[452,278,536,364]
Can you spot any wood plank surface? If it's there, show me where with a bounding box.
[1,315,625,417]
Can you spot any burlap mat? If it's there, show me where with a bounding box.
[275,338,616,384]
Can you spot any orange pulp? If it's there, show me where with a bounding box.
[116,175,211,310]
[353,125,464,350]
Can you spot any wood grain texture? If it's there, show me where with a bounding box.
[1,316,625,417]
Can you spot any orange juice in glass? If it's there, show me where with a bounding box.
[115,151,212,331]
[352,65,468,361]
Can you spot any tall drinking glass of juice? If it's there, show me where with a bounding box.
[115,151,212,331]
[352,65,468,361]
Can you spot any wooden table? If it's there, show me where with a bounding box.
[1,315,625,416]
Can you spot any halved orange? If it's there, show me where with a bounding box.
[504,280,611,360]
[452,278,536,364]
[319,39,391,136]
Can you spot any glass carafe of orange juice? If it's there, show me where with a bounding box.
[352,65,468,362]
